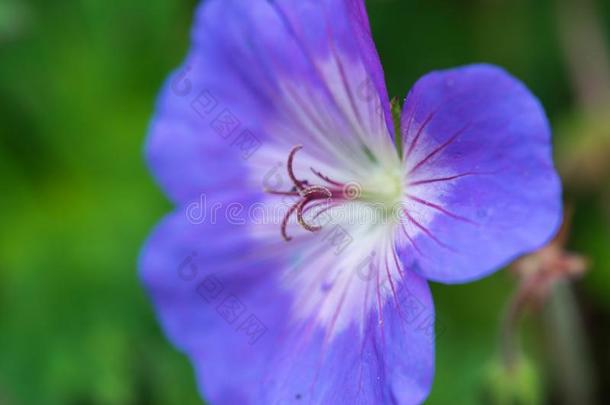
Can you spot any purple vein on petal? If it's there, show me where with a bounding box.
[284,244,344,353]
[384,252,401,312]
[390,246,401,276]
[391,247,408,286]
[283,81,360,164]
[398,221,425,257]
[247,27,341,159]
[375,264,386,352]
[407,123,471,176]
[404,107,437,161]
[356,321,371,399]
[405,193,478,225]
[308,270,358,398]
[326,25,365,133]
[267,241,347,395]
[407,171,490,187]
[269,2,370,160]
[383,252,409,338]
[324,271,358,351]
[284,81,333,136]
[327,2,387,140]
[402,209,456,252]
[401,88,421,152]
[357,255,376,399]
[238,14,340,151]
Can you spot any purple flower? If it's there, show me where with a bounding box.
[140,1,562,403]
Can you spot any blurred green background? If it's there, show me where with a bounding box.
[1,0,609,404]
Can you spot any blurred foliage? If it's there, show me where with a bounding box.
[483,355,542,405]
[0,0,609,404]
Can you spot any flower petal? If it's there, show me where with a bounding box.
[146,0,393,205]
[143,2,439,402]
[140,212,434,404]
[399,64,562,283]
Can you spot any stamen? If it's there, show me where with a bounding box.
[287,145,306,191]
[281,201,300,242]
[296,186,332,232]
[310,168,343,187]
[270,146,354,242]
[264,189,300,197]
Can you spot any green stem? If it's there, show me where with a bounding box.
[543,283,596,405]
